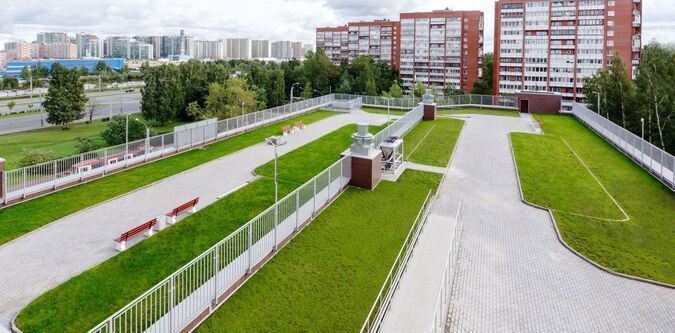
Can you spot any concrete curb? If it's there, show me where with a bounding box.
[507,133,675,290]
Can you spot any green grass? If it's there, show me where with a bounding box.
[361,107,410,116]
[0,115,187,170]
[404,118,464,167]
[439,107,519,117]
[0,110,42,120]
[0,111,336,246]
[15,120,376,333]
[511,114,675,284]
[197,170,441,333]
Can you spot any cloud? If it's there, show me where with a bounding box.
[1,0,674,54]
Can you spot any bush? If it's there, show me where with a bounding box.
[75,137,100,153]
[100,115,146,146]
[17,148,55,168]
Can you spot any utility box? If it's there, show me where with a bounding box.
[348,123,382,190]
[516,91,562,114]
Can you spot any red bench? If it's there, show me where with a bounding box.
[114,218,158,252]
[294,121,306,130]
[166,197,199,224]
[282,125,293,136]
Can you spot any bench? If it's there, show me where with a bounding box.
[115,218,158,251]
[293,121,306,131]
[282,125,293,136]
[166,197,199,224]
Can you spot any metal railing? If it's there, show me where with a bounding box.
[372,103,424,148]
[334,94,421,109]
[430,201,463,333]
[435,94,518,109]
[88,155,352,333]
[572,102,675,190]
[360,190,436,333]
[1,95,336,204]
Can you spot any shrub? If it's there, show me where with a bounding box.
[75,137,100,153]
[100,115,146,146]
[17,148,55,168]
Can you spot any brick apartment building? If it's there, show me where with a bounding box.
[493,0,642,109]
[316,10,484,93]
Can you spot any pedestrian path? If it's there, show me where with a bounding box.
[0,110,386,330]
[380,114,674,332]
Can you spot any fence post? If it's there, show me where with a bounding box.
[22,167,26,199]
[0,158,6,205]
[53,160,57,189]
[313,179,317,215]
[161,135,165,157]
[295,191,300,232]
[327,167,332,201]
[169,276,175,332]
[247,222,253,274]
[273,203,278,251]
[80,154,85,181]
[213,248,219,307]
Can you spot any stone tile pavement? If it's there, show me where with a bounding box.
[0,110,386,330]
[445,114,675,332]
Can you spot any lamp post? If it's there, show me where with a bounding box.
[290,82,300,103]
[641,118,645,140]
[125,113,129,155]
[641,117,645,164]
[135,118,151,158]
[118,84,123,114]
[266,136,287,251]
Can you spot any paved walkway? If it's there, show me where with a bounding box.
[446,115,674,331]
[0,110,386,330]
[381,113,674,332]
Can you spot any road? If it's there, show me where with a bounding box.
[0,91,141,134]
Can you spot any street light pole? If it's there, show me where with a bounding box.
[641,118,645,140]
[125,113,129,155]
[119,84,123,115]
[290,82,300,103]
[266,136,287,251]
[135,118,151,158]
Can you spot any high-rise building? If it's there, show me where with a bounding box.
[271,41,293,59]
[4,41,31,60]
[38,42,78,59]
[316,26,349,65]
[493,0,642,109]
[134,36,162,59]
[399,10,484,93]
[346,20,400,68]
[129,41,154,60]
[105,37,131,58]
[36,32,69,44]
[75,33,104,58]
[251,40,271,59]
[291,42,304,59]
[0,51,7,69]
[303,44,314,57]
[226,38,251,60]
[194,40,226,59]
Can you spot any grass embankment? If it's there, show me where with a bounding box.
[0,115,186,170]
[439,107,519,117]
[361,107,409,116]
[511,115,675,284]
[404,118,464,167]
[0,111,336,246]
[16,121,386,333]
[197,170,441,332]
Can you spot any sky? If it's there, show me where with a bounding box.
[1,0,674,53]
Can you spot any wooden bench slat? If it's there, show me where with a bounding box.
[115,218,157,242]
[166,197,200,217]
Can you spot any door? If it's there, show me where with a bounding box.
[521,99,529,113]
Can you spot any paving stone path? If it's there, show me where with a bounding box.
[0,110,386,330]
[446,114,675,332]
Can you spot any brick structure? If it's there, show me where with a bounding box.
[493,0,642,111]
[517,91,562,114]
[347,124,382,190]
[423,89,438,120]
[316,9,485,94]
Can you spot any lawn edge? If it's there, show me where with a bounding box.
[507,132,675,289]
[0,111,335,249]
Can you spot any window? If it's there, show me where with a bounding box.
[607,30,614,37]
[607,40,614,47]
[608,20,614,27]
[608,11,615,17]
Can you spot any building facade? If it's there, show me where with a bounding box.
[226,38,251,59]
[493,0,642,108]
[4,41,31,60]
[194,40,226,59]
[316,10,484,93]
[291,42,304,59]
[38,42,78,59]
[4,58,125,77]
[316,26,349,65]
[251,40,271,59]
[271,41,293,59]
[75,33,104,58]
[36,32,69,44]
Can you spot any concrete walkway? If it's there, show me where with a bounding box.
[0,110,386,330]
[381,114,675,332]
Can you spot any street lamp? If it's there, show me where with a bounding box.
[135,118,151,159]
[118,84,123,114]
[266,136,287,251]
[290,82,301,103]
[640,118,645,140]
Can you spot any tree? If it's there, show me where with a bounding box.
[7,101,16,111]
[584,54,636,127]
[88,103,98,123]
[186,101,209,120]
[75,137,100,153]
[472,53,494,95]
[301,81,313,99]
[101,115,146,145]
[413,82,427,98]
[18,148,55,168]
[635,42,675,152]
[95,61,111,76]
[43,63,88,129]
[365,78,377,96]
[1,77,19,89]
[141,65,184,125]
[336,71,353,94]
[388,82,404,98]
[350,56,377,94]
[205,82,229,118]
[303,49,338,95]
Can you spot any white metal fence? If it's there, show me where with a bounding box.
[572,102,675,190]
[430,201,463,333]
[372,103,424,148]
[333,94,518,110]
[360,190,436,333]
[334,94,421,109]
[88,155,351,333]
[1,95,335,204]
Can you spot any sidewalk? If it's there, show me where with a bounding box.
[0,110,386,330]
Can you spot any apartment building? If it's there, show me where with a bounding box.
[493,0,642,108]
[38,42,78,59]
[292,42,304,60]
[75,33,104,58]
[194,40,226,59]
[316,26,349,65]
[316,10,484,93]
[36,32,69,44]
[4,41,31,60]
[251,40,271,59]
[226,38,252,60]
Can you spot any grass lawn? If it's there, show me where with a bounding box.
[511,114,675,284]
[0,110,42,120]
[439,107,519,117]
[0,114,187,170]
[16,121,385,333]
[0,111,336,246]
[196,170,441,333]
[403,118,464,167]
[361,107,410,116]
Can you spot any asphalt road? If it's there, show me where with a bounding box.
[0,92,141,134]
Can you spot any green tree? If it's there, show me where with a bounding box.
[205,82,229,118]
[388,82,404,98]
[301,81,313,99]
[186,101,209,120]
[303,49,338,95]
[75,137,100,153]
[584,54,636,127]
[95,61,111,76]
[413,81,427,98]
[350,56,377,94]
[1,77,19,89]
[635,42,675,152]
[472,53,494,95]
[269,69,286,107]
[365,78,377,96]
[43,63,88,129]
[18,148,55,167]
[7,101,16,111]
[101,115,146,145]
